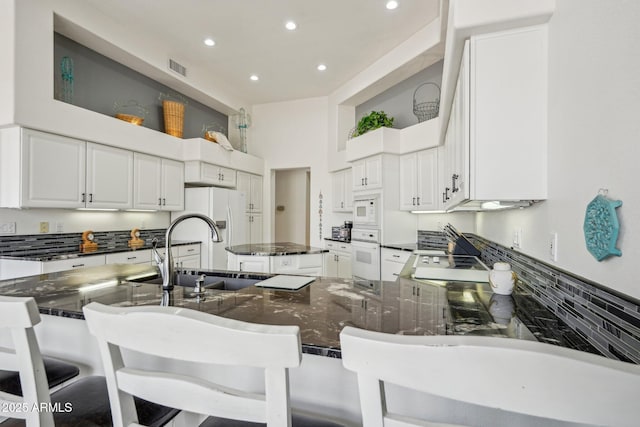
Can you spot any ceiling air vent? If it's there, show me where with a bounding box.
[168,59,187,77]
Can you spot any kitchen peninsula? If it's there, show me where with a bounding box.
[0,258,604,425]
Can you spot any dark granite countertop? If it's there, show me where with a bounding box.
[225,242,328,256]
[0,257,601,359]
[0,240,201,262]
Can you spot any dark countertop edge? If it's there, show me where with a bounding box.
[381,243,418,252]
[0,240,202,262]
[225,248,328,256]
[323,238,351,243]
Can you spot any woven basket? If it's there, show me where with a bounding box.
[413,82,440,123]
[163,100,185,138]
[115,113,144,126]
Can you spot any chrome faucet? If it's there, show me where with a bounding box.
[153,213,222,292]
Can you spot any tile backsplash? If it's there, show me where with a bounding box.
[0,229,166,257]
[466,234,640,364]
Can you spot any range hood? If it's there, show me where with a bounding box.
[448,200,540,212]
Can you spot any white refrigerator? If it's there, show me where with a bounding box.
[170,187,247,270]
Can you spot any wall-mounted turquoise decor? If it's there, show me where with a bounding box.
[583,192,622,261]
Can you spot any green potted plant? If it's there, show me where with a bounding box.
[352,110,394,138]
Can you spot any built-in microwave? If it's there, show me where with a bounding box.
[353,196,379,227]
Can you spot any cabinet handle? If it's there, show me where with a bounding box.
[187,249,195,252]
[221,173,224,181]
[162,198,166,206]
[365,177,368,185]
[417,287,421,297]
[444,187,450,201]
[442,192,446,203]
[72,263,85,268]
[89,193,93,203]
[239,262,244,272]
[452,174,459,193]
[341,201,344,208]
[81,193,86,203]
[412,197,416,206]
[361,178,364,186]
[127,256,137,260]
[393,273,399,276]
[218,173,222,180]
[392,254,400,258]
[158,198,162,206]
[416,197,420,205]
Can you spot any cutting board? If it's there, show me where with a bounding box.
[254,275,315,290]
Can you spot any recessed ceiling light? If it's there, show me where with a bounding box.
[203,38,215,47]
[285,21,297,30]
[386,1,399,10]
[250,75,259,81]
[317,64,327,71]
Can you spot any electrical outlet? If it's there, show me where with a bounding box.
[549,232,558,262]
[39,222,49,233]
[513,228,522,249]
[0,222,16,234]
[56,222,64,233]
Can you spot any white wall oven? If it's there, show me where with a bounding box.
[353,195,379,228]
[351,228,381,282]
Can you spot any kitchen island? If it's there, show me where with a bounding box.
[0,260,601,426]
[226,242,327,275]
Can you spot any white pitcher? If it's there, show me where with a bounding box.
[489,262,517,295]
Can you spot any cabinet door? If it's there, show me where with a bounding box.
[364,156,382,189]
[337,253,352,278]
[161,159,184,211]
[343,168,353,211]
[105,250,151,265]
[332,171,346,211]
[352,160,366,190]
[218,166,236,188]
[249,174,263,212]
[247,213,263,244]
[86,143,133,209]
[399,153,418,211]
[416,149,438,211]
[236,171,252,211]
[324,252,339,277]
[21,130,85,208]
[133,153,162,210]
[41,255,106,273]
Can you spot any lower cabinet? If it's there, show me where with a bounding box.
[41,255,107,273]
[246,213,263,244]
[323,241,352,278]
[398,277,447,335]
[105,250,152,265]
[152,244,201,270]
[227,253,323,275]
[380,248,411,281]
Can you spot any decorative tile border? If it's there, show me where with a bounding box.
[465,234,640,364]
[0,229,167,258]
[417,230,449,249]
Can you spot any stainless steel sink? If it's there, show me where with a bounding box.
[137,273,261,291]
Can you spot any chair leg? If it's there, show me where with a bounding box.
[356,374,385,427]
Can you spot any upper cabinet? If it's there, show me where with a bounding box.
[440,27,547,211]
[86,142,134,209]
[400,149,439,211]
[332,168,353,212]
[183,161,237,188]
[0,127,185,210]
[0,128,133,209]
[134,153,184,211]
[352,155,382,191]
[237,171,263,213]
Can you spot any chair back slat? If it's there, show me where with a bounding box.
[84,303,301,367]
[84,302,302,427]
[340,326,640,427]
[0,296,54,426]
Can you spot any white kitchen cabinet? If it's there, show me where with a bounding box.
[86,143,133,209]
[332,168,353,212]
[41,255,107,274]
[227,254,270,273]
[398,277,446,334]
[133,153,184,211]
[270,253,323,276]
[381,248,411,281]
[184,161,236,188]
[105,250,151,265]
[352,155,382,191]
[152,244,200,269]
[440,27,547,211]
[246,213,263,244]
[237,171,263,212]
[1,128,136,210]
[324,241,352,278]
[399,149,439,211]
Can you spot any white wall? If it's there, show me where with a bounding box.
[0,0,15,125]
[477,0,640,300]
[0,208,169,235]
[274,169,309,244]
[251,98,334,248]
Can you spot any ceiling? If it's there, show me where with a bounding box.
[81,0,442,106]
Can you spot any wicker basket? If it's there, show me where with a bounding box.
[115,113,144,126]
[413,82,440,123]
[163,100,185,138]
